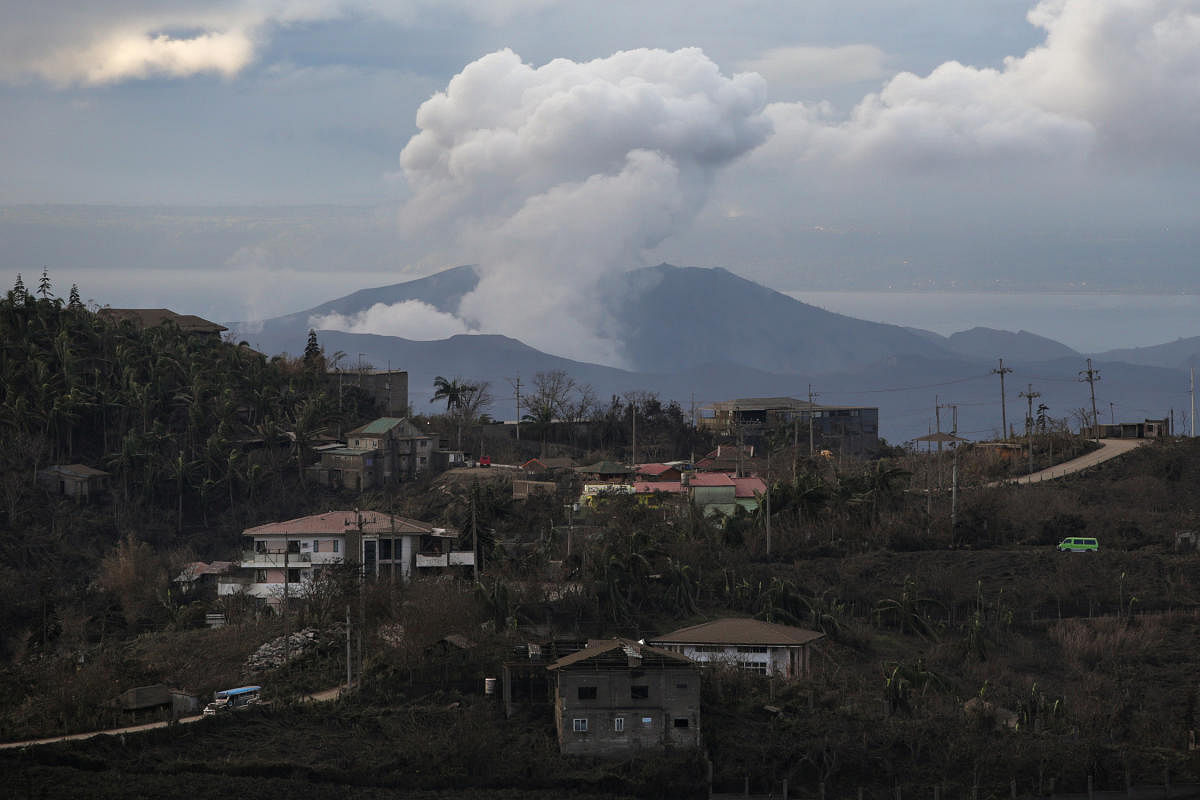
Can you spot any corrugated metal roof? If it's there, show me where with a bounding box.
[635,463,676,476]
[650,618,824,647]
[349,417,408,435]
[732,477,767,498]
[547,638,694,671]
[43,464,110,478]
[688,473,735,487]
[243,511,446,536]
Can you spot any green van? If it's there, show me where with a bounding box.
[1057,537,1099,552]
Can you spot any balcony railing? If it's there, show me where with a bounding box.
[241,551,312,566]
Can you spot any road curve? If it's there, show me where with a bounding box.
[985,438,1146,488]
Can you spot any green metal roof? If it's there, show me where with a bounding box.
[352,417,407,435]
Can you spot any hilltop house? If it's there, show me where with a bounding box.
[648,618,823,679]
[98,308,227,337]
[308,417,433,490]
[546,638,701,756]
[218,510,473,604]
[700,397,880,457]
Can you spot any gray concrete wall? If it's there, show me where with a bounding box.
[555,666,700,756]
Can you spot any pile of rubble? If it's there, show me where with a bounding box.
[244,628,319,673]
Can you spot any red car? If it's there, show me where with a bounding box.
[478,456,492,467]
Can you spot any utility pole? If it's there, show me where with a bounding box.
[992,358,1012,441]
[1110,402,1115,425]
[508,375,522,441]
[631,399,638,467]
[764,457,772,558]
[1019,384,1041,474]
[949,405,959,531]
[346,604,352,690]
[1079,358,1101,439]
[471,480,479,580]
[807,385,819,457]
[1191,368,1196,438]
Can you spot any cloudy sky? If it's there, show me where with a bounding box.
[1,0,1198,357]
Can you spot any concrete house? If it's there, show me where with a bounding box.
[649,618,823,679]
[309,417,433,490]
[546,638,701,756]
[700,397,880,457]
[38,464,110,501]
[219,510,473,604]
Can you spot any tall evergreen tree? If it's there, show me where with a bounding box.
[37,268,52,299]
[68,284,82,311]
[11,273,25,301]
[303,328,322,370]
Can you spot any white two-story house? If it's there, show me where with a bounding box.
[218,510,474,604]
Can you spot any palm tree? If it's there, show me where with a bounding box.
[431,376,473,411]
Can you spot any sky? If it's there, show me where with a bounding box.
[2,0,1199,362]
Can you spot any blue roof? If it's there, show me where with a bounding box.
[216,686,262,697]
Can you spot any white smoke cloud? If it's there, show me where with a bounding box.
[310,300,473,340]
[756,0,1200,166]
[0,1,556,85]
[396,47,771,365]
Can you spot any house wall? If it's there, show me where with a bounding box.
[660,644,810,679]
[554,666,700,756]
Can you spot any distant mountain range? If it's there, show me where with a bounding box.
[232,265,1200,443]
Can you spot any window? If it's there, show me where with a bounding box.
[572,718,588,733]
[631,685,649,700]
[287,540,300,554]
[614,717,625,733]
[641,716,653,727]
[577,686,597,700]
[313,540,320,553]
[255,569,268,583]
[380,539,392,560]
[333,540,339,553]
[675,683,689,690]
[736,646,768,654]
[673,718,690,728]
[287,568,301,584]
[738,661,768,674]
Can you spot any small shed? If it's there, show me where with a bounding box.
[38,464,110,501]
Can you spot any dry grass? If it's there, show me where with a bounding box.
[1048,615,1164,670]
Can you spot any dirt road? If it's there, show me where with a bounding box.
[986,438,1146,487]
[0,685,345,750]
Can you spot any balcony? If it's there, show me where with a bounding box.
[415,551,475,568]
[241,551,312,567]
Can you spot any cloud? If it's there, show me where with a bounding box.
[310,300,473,340]
[395,47,771,365]
[756,0,1200,166]
[739,44,888,94]
[0,1,556,85]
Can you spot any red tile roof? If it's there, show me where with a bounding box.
[243,511,445,536]
[650,618,824,647]
[635,463,676,476]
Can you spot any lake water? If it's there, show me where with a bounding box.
[784,291,1200,352]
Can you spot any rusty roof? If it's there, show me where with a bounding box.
[42,463,110,478]
[99,308,227,333]
[650,618,824,647]
[546,638,694,671]
[243,510,446,537]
